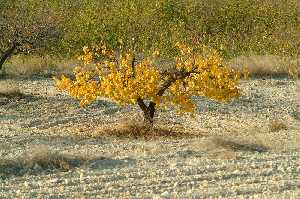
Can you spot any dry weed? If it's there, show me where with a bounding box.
[187,136,269,160]
[0,146,86,177]
[0,82,24,99]
[90,119,199,139]
[3,55,80,77]
[269,119,287,132]
[189,136,269,154]
[3,53,300,78]
[4,55,52,76]
[25,147,85,171]
[212,137,269,153]
[229,55,300,78]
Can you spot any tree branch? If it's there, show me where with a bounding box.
[157,69,198,96]
[0,43,17,70]
[137,97,155,124]
[21,38,34,46]
[137,97,148,112]
[131,54,136,77]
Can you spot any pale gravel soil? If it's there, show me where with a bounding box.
[0,77,300,198]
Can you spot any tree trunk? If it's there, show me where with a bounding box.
[0,44,17,71]
[137,98,156,127]
[135,69,195,127]
[143,102,155,126]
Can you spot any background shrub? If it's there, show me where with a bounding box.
[61,0,300,58]
[1,0,299,76]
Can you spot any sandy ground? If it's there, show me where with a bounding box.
[0,77,300,198]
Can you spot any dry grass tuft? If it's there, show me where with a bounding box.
[3,54,299,79]
[91,119,199,139]
[3,55,80,77]
[211,137,269,153]
[25,148,85,171]
[188,136,270,160]
[0,82,25,99]
[269,119,287,132]
[0,147,86,178]
[229,55,300,78]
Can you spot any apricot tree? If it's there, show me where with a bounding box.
[54,43,240,126]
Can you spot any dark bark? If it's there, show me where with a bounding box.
[137,98,155,126]
[0,44,17,71]
[157,70,196,96]
[136,69,199,126]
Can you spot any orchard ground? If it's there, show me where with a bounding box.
[1,0,299,197]
[0,76,300,198]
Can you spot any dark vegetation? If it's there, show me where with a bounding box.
[0,0,299,76]
[0,0,63,70]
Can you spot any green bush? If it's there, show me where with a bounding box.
[2,0,298,65]
[60,0,299,59]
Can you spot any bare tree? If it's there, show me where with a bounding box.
[0,0,62,71]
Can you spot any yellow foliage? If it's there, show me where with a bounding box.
[54,43,240,113]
